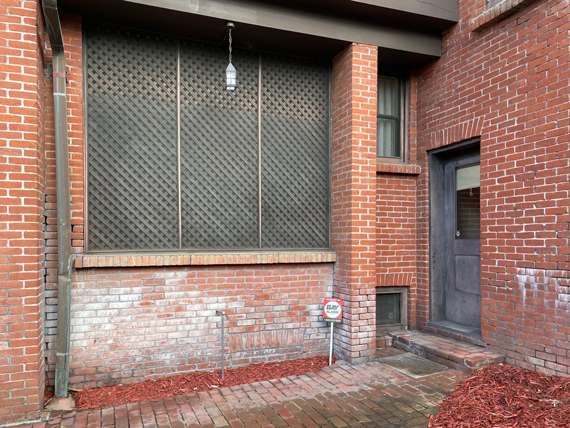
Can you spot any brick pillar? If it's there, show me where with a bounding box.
[330,44,377,364]
[0,1,46,423]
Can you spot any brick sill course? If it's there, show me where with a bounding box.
[376,162,421,175]
[75,250,337,269]
[471,0,538,32]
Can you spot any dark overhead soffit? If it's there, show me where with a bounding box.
[58,0,458,66]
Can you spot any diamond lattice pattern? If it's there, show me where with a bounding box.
[86,23,330,251]
[86,23,179,251]
[180,41,259,249]
[261,54,329,248]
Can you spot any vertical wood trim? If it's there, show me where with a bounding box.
[177,40,182,249]
[258,53,262,249]
[83,24,90,252]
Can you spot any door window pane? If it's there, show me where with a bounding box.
[456,164,480,239]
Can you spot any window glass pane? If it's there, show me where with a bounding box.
[457,164,480,190]
[86,23,179,251]
[456,187,480,239]
[180,41,259,249]
[260,54,329,248]
[377,118,399,157]
[377,76,398,116]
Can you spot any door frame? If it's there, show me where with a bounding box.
[428,138,480,323]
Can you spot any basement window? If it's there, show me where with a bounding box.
[376,287,407,332]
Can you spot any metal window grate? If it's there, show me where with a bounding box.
[86,23,179,251]
[376,293,401,325]
[86,23,330,251]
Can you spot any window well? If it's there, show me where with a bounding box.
[376,293,401,325]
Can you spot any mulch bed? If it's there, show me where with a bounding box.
[45,387,54,405]
[75,356,334,410]
[429,364,570,427]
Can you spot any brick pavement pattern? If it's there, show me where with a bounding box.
[9,357,465,428]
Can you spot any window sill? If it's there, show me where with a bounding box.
[75,250,337,269]
[471,0,538,32]
[376,162,421,175]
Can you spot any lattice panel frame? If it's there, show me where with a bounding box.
[86,23,179,251]
[260,54,330,248]
[86,23,331,252]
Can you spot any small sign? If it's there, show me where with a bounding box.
[323,298,342,323]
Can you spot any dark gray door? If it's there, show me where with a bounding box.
[444,155,481,328]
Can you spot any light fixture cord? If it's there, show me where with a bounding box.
[228,28,232,63]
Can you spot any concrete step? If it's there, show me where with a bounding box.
[389,330,504,374]
[424,321,485,347]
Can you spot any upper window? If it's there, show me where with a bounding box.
[376,74,407,161]
[85,22,330,252]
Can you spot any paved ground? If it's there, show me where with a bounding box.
[10,351,465,428]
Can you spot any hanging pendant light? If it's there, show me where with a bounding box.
[226,23,236,91]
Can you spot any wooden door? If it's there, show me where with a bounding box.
[443,156,481,328]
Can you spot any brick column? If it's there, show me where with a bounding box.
[0,1,46,423]
[330,44,377,364]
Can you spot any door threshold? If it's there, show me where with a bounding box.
[426,320,483,346]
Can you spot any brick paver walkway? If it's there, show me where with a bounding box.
[11,355,466,428]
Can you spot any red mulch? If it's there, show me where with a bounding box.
[429,364,570,427]
[45,387,54,404]
[75,356,334,410]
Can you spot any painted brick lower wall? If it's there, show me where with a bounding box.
[55,263,333,389]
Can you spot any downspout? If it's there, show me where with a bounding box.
[42,0,73,398]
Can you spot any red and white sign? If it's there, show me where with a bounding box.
[323,298,342,322]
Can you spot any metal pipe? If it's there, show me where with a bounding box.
[42,0,73,399]
[329,322,334,365]
[216,310,225,379]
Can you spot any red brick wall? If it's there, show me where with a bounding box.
[416,0,570,375]
[330,44,378,363]
[67,264,333,389]
[376,175,417,288]
[0,0,46,423]
[375,174,418,325]
[40,15,338,388]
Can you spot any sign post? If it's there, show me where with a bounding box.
[323,298,342,365]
